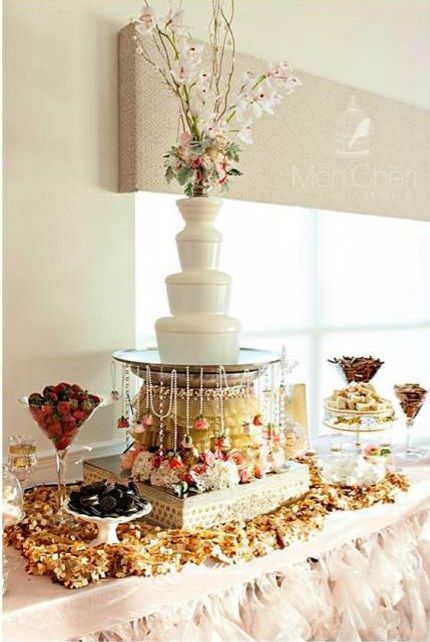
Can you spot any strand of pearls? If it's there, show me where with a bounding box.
[159,368,164,455]
[172,369,178,452]
[111,360,120,400]
[145,365,175,419]
[185,366,191,437]
[218,366,225,435]
[199,367,204,416]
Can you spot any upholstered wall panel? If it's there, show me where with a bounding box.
[119,23,430,221]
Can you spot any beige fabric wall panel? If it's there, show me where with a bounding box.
[119,24,430,221]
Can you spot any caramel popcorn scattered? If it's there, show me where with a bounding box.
[4,463,409,589]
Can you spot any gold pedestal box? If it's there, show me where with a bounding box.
[83,455,310,530]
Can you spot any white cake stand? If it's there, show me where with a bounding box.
[64,500,152,546]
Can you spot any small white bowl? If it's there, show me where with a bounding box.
[64,500,152,546]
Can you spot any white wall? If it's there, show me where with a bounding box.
[3,0,141,463]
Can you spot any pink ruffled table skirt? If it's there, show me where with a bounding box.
[3,463,430,642]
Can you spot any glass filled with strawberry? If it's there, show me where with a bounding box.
[20,383,102,517]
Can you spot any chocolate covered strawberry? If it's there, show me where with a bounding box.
[27,383,101,451]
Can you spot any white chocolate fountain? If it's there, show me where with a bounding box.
[155,197,240,365]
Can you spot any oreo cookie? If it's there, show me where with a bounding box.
[100,495,117,512]
[68,480,147,519]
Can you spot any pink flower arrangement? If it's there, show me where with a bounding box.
[120,445,144,471]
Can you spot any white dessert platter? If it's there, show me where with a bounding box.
[64,500,152,546]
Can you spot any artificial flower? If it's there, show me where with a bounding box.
[132,450,157,481]
[239,467,251,483]
[194,415,209,430]
[237,122,253,145]
[226,449,246,469]
[139,5,157,33]
[133,1,301,196]
[164,5,184,31]
[117,415,129,429]
[132,422,145,434]
[141,412,154,427]
[199,459,240,491]
[120,445,144,471]
[200,450,216,466]
[150,460,183,487]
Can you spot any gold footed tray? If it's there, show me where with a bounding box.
[323,401,395,433]
[83,455,310,530]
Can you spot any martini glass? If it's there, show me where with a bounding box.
[19,392,103,520]
[394,383,428,462]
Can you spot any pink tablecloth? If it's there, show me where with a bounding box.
[3,463,430,642]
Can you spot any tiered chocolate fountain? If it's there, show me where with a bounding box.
[110,196,310,529]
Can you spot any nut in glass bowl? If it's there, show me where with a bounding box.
[318,453,386,488]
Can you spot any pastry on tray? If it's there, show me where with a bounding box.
[325,382,392,413]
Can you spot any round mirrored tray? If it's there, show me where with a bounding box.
[112,347,284,387]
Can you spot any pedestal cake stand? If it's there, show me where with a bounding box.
[103,347,310,529]
[323,402,395,453]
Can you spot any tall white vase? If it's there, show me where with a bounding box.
[155,197,241,365]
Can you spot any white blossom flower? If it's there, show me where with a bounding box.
[164,5,184,31]
[139,5,157,34]
[199,460,240,491]
[268,60,291,80]
[202,121,225,137]
[180,40,205,66]
[132,451,156,481]
[171,60,199,85]
[150,460,183,488]
[240,70,257,86]
[283,75,302,93]
[237,121,253,144]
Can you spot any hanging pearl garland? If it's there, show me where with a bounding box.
[185,366,191,438]
[145,365,176,420]
[117,363,130,429]
[171,369,178,453]
[159,368,164,456]
[111,359,120,400]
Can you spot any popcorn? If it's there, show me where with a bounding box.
[4,460,409,589]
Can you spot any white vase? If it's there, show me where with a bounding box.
[155,197,241,365]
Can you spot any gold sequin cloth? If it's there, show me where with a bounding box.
[4,457,409,589]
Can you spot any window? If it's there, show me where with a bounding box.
[136,192,430,443]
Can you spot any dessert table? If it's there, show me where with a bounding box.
[3,459,430,642]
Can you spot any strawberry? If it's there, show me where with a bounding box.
[57,401,71,415]
[28,393,44,407]
[41,404,52,416]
